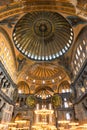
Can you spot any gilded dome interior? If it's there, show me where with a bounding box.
[58,81,70,93]
[17,62,70,94]
[17,81,30,94]
[13,11,74,61]
[0,0,87,129]
[35,86,54,99]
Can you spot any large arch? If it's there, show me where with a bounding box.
[0,27,17,82]
[71,25,87,78]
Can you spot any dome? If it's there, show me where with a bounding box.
[58,81,70,93]
[23,63,69,80]
[35,86,54,99]
[17,81,30,94]
[18,62,70,87]
[13,11,74,61]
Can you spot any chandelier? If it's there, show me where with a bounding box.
[34,108,54,115]
[58,120,70,124]
[32,124,57,130]
[32,103,57,130]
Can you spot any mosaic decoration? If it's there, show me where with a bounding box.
[17,57,26,71]
[35,86,54,99]
[26,95,36,108]
[0,0,13,6]
[67,16,87,27]
[0,15,19,28]
[52,94,62,107]
[13,11,74,61]
[18,81,30,94]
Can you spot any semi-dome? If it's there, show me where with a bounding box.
[17,81,30,94]
[35,86,54,99]
[58,80,70,93]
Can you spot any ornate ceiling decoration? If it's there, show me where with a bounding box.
[35,86,54,99]
[25,63,67,80]
[0,0,87,21]
[13,11,74,61]
[58,80,70,93]
[17,81,30,94]
[18,62,70,87]
[0,27,17,83]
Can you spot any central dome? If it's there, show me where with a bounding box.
[34,19,52,37]
[13,11,74,61]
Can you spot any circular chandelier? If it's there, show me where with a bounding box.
[34,108,54,115]
[13,11,74,61]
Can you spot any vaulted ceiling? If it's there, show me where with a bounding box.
[0,0,87,94]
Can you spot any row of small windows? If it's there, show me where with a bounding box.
[58,88,70,93]
[73,40,87,75]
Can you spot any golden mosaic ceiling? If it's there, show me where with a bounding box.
[17,62,70,94]
[18,81,30,94]
[35,86,54,99]
[0,0,87,93]
[13,11,74,61]
[0,0,87,20]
